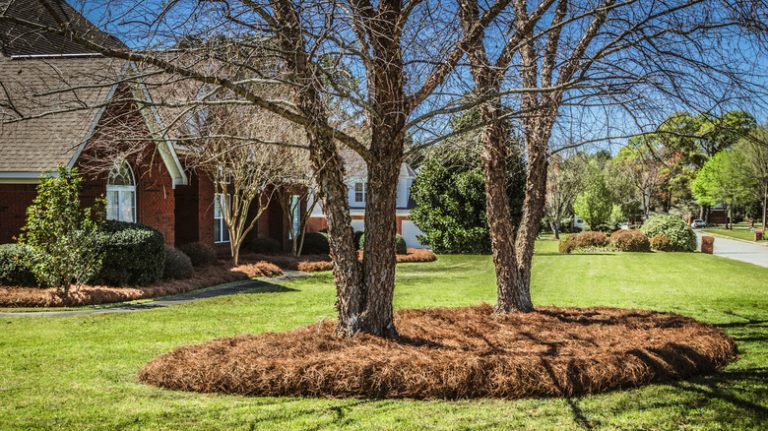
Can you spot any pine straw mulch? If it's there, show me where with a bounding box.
[245,248,437,273]
[138,304,737,400]
[0,260,282,308]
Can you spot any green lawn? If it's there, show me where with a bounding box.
[2,241,767,430]
[703,226,766,242]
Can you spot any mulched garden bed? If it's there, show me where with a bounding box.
[0,261,281,308]
[139,304,737,400]
[246,248,437,272]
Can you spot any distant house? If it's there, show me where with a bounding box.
[308,150,429,248]
[0,0,293,250]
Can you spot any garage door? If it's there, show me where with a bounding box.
[401,220,429,249]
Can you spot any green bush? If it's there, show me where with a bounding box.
[641,214,696,252]
[247,237,283,254]
[359,233,408,255]
[559,231,610,253]
[610,229,651,252]
[163,247,193,280]
[0,244,37,286]
[301,232,330,255]
[93,221,165,286]
[650,234,676,251]
[178,242,218,267]
[21,166,104,294]
[354,231,365,250]
[409,132,525,254]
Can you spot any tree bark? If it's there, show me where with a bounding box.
[272,0,363,336]
[357,2,407,337]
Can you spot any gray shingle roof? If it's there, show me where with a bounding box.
[0,56,125,172]
[0,0,124,57]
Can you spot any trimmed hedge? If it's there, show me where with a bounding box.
[163,247,194,280]
[247,237,284,254]
[641,215,696,252]
[0,244,37,287]
[610,230,651,252]
[360,233,408,255]
[559,231,610,254]
[302,232,330,255]
[178,242,218,267]
[94,221,165,286]
[650,234,676,251]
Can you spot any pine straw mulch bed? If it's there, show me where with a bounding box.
[0,260,282,308]
[245,248,437,273]
[139,304,737,400]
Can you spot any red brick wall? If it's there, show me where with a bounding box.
[0,184,37,243]
[0,85,177,245]
[76,86,176,245]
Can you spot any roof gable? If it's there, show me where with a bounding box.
[0,0,124,57]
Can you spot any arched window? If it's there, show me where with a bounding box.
[106,162,136,223]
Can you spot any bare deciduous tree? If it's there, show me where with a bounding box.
[458,0,768,313]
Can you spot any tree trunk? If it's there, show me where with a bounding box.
[360,155,400,337]
[478,100,533,313]
[272,0,365,336]
[306,131,364,335]
[550,220,560,239]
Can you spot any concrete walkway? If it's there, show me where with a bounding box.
[696,231,768,268]
[0,270,308,318]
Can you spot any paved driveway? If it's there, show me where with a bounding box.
[696,231,768,268]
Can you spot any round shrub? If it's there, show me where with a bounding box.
[650,234,676,251]
[0,244,37,286]
[559,234,577,253]
[93,221,165,286]
[178,242,218,267]
[640,215,696,252]
[163,247,194,280]
[301,232,330,255]
[359,233,408,255]
[247,237,283,254]
[559,231,609,254]
[610,230,651,252]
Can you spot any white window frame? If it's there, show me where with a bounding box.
[214,193,231,244]
[106,162,136,223]
[354,182,366,203]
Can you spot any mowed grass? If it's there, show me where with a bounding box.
[1,240,767,430]
[703,227,766,242]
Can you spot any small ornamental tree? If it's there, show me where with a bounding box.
[21,166,104,299]
[573,161,614,230]
[410,141,524,254]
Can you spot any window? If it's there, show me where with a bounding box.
[354,182,366,203]
[289,195,300,239]
[106,162,136,223]
[213,193,230,243]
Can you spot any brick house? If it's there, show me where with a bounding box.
[0,0,291,250]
